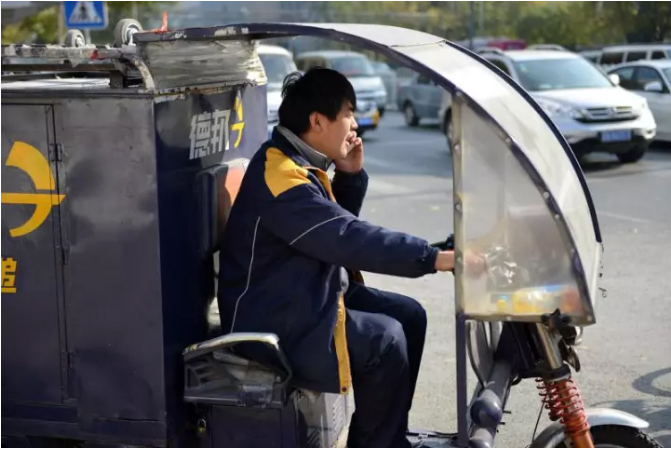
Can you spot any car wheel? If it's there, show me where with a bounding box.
[617,142,648,164]
[404,103,419,127]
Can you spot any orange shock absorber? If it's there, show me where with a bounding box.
[537,377,594,448]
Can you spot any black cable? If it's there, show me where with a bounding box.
[531,400,544,444]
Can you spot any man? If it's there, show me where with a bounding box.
[217,67,457,447]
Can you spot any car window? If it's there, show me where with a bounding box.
[635,66,667,92]
[513,57,612,91]
[601,52,624,65]
[330,56,375,77]
[297,58,323,71]
[417,75,431,85]
[259,53,298,84]
[295,58,309,71]
[612,66,637,90]
[663,68,671,85]
[625,51,647,62]
[487,58,511,76]
[651,51,668,60]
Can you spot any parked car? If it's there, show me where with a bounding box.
[397,72,443,126]
[608,60,671,142]
[439,48,657,163]
[258,44,298,138]
[372,61,398,110]
[597,44,671,68]
[295,50,388,117]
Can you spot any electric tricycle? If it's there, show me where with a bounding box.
[1,20,662,448]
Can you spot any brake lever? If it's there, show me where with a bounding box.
[430,233,454,251]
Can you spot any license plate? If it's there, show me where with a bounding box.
[600,130,632,143]
[357,117,373,126]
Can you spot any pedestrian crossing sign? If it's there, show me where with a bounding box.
[64,1,108,30]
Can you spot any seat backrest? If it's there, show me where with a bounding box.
[195,159,248,260]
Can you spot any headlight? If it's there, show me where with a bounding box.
[535,98,583,119]
[357,101,374,113]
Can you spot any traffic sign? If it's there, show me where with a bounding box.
[63,1,108,30]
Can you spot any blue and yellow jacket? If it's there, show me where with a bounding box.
[217,129,439,394]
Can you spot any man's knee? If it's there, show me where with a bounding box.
[410,300,427,330]
[380,318,409,367]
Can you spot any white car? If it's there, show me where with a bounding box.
[608,60,671,142]
[258,45,298,139]
[440,49,657,163]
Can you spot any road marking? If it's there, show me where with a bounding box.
[598,210,654,224]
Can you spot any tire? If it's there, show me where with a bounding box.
[65,30,86,48]
[555,425,662,448]
[114,18,143,47]
[617,143,647,164]
[404,103,419,127]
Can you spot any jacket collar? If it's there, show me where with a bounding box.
[271,127,332,172]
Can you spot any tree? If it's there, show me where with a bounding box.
[601,1,671,43]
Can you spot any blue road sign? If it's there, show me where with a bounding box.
[63,1,108,30]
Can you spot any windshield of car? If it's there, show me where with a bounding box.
[663,68,671,85]
[259,53,297,85]
[330,56,375,77]
[513,57,613,91]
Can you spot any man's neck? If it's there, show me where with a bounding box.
[276,126,332,171]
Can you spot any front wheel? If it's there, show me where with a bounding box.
[556,425,662,448]
[617,142,648,164]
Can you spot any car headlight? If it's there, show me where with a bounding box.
[357,101,374,113]
[535,98,583,119]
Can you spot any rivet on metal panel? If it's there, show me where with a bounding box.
[453,143,461,153]
[554,214,561,220]
[456,257,463,265]
[543,191,550,200]
[455,90,463,98]
[505,138,512,147]
[455,202,462,213]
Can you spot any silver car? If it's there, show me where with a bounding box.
[608,60,671,143]
[440,49,657,163]
[295,50,388,116]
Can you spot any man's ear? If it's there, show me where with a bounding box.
[309,112,323,133]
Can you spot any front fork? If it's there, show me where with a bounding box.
[535,324,595,448]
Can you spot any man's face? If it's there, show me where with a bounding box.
[310,101,358,161]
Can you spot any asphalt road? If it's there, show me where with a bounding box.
[357,112,671,447]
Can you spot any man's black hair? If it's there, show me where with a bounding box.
[278,67,357,136]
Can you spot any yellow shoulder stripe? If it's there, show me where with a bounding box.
[264,147,310,197]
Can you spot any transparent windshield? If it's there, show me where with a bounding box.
[331,56,375,77]
[259,53,297,85]
[514,57,613,91]
[663,68,671,85]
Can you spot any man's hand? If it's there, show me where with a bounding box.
[434,250,487,276]
[334,132,364,173]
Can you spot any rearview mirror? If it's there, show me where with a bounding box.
[608,73,620,85]
[644,81,663,93]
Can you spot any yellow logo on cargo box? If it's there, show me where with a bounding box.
[1,141,65,237]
